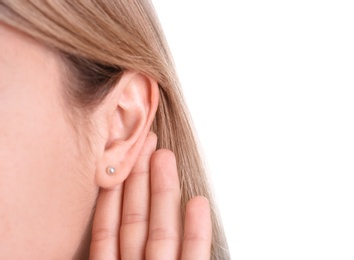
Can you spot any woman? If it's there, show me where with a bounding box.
[0,1,229,259]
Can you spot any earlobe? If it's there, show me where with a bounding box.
[94,71,159,189]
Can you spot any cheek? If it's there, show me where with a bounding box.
[0,76,97,258]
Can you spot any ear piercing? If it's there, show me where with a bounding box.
[106,166,116,175]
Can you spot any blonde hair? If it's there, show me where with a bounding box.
[0,1,229,258]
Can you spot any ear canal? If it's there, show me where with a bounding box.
[106,166,116,175]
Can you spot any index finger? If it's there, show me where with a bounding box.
[120,132,157,259]
[89,185,123,260]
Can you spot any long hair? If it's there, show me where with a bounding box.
[0,1,229,258]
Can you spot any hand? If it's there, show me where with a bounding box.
[89,132,212,259]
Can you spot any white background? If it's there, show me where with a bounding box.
[153,1,354,259]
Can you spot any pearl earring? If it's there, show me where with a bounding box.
[106,166,116,175]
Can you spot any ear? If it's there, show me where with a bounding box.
[93,71,159,188]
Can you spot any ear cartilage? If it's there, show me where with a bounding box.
[106,166,116,175]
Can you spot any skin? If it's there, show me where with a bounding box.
[0,22,211,259]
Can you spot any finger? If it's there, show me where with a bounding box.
[181,196,212,260]
[120,132,157,259]
[89,185,123,260]
[146,149,182,260]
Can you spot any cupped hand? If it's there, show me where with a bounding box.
[89,132,212,260]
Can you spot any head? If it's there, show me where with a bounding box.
[0,1,229,259]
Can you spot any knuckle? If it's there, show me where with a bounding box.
[129,169,149,176]
[151,186,176,196]
[91,227,118,243]
[149,227,180,242]
[122,213,148,225]
[183,232,210,242]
